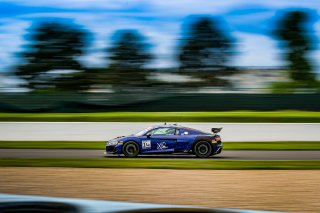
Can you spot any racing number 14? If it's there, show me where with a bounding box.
[142,140,151,149]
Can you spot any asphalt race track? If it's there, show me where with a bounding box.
[1,149,320,160]
[1,122,319,160]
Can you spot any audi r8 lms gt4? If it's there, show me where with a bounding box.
[105,124,222,158]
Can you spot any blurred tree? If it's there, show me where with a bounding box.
[178,16,234,86]
[106,30,152,88]
[15,22,90,92]
[274,11,316,85]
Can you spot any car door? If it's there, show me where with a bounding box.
[143,127,177,153]
[174,128,196,152]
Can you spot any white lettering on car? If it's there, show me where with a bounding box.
[157,142,168,150]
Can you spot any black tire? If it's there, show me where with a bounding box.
[123,141,139,158]
[193,141,212,158]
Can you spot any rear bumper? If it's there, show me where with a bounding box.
[213,144,223,155]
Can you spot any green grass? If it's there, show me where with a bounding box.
[1,111,320,122]
[1,141,320,150]
[224,142,320,150]
[0,141,104,150]
[0,158,319,170]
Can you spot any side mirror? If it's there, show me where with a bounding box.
[146,133,151,137]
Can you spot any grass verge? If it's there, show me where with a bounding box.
[1,141,320,150]
[0,158,319,170]
[224,142,320,150]
[0,141,104,150]
[1,111,320,122]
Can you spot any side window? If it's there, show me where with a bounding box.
[175,129,180,135]
[151,128,176,136]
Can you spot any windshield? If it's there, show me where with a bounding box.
[134,126,154,136]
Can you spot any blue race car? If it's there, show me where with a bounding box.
[105,124,222,158]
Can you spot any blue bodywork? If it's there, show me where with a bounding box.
[105,124,223,156]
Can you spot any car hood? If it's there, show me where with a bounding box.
[109,135,134,142]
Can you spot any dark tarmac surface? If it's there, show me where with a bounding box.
[0,149,320,160]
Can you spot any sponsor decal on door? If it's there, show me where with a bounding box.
[142,140,151,149]
[157,142,168,150]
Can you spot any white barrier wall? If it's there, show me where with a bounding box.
[0,122,319,141]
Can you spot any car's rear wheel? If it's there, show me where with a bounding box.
[123,141,139,158]
[193,141,212,158]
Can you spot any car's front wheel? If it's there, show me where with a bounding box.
[193,141,212,158]
[123,141,140,158]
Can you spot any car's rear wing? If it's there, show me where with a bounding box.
[211,127,222,133]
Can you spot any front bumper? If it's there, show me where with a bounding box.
[105,144,123,154]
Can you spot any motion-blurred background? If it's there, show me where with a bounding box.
[1,2,320,213]
[0,0,319,112]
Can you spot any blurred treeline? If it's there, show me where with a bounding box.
[4,10,320,94]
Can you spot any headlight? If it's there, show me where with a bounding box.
[107,141,118,146]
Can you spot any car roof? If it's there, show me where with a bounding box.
[150,124,211,135]
[151,124,205,132]
[151,124,184,129]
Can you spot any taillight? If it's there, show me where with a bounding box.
[214,135,221,141]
